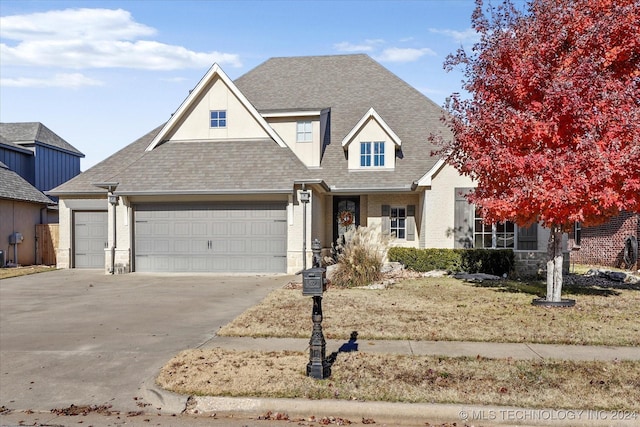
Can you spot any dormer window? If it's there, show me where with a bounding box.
[210,110,227,128]
[296,121,312,142]
[360,141,385,167]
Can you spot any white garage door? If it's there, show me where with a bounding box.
[134,203,287,273]
[74,211,107,268]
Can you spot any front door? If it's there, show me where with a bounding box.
[333,196,360,244]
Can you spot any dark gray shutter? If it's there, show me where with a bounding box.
[381,205,390,235]
[517,223,538,250]
[406,205,416,241]
[454,188,474,248]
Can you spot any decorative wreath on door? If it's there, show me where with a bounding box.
[337,210,354,227]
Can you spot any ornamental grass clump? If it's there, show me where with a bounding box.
[331,226,391,288]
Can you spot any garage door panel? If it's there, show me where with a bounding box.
[211,222,228,235]
[153,222,171,235]
[134,203,286,273]
[229,240,246,253]
[229,222,246,235]
[74,211,108,269]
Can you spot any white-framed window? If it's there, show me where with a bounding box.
[296,121,312,142]
[360,141,385,167]
[474,208,514,248]
[210,110,227,128]
[390,207,406,239]
[574,222,582,246]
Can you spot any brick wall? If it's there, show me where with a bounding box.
[568,212,639,270]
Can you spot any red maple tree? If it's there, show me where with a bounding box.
[438,0,640,302]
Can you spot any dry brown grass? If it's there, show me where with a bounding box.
[0,265,56,280]
[158,348,640,411]
[218,276,640,346]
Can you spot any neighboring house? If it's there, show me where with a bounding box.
[0,122,85,202]
[0,122,84,266]
[568,212,640,270]
[49,54,552,275]
[0,161,54,266]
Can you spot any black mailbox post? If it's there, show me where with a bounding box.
[301,267,330,379]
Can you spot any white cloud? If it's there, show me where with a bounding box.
[429,28,480,44]
[0,8,241,70]
[375,47,436,63]
[0,73,104,88]
[0,8,156,41]
[334,41,374,52]
[334,38,385,53]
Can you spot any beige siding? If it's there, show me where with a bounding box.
[267,117,321,167]
[168,76,269,141]
[422,163,476,249]
[56,198,72,268]
[367,194,420,248]
[346,119,396,170]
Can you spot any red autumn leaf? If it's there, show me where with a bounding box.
[437,0,640,230]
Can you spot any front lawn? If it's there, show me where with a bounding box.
[218,275,640,346]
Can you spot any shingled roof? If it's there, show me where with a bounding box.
[0,161,53,205]
[235,54,450,191]
[0,122,84,157]
[50,54,450,196]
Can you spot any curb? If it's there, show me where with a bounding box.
[140,375,189,414]
[189,396,640,427]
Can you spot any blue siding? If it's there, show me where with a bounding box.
[34,144,81,192]
[0,147,35,185]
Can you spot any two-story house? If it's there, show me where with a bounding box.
[49,54,553,274]
[1,122,84,266]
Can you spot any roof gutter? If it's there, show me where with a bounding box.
[293,179,330,192]
[329,184,418,194]
[112,189,295,196]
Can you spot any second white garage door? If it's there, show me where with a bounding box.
[134,202,287,273]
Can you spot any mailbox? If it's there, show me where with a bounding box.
[302,267,326,296]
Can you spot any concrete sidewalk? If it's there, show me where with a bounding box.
[202,336,640,361]
[133,335,640,427]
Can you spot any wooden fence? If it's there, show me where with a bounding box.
[36,224,59,266]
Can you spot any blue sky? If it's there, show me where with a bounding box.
[1,0,496,170]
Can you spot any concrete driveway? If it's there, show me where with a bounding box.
[0,269,290,413]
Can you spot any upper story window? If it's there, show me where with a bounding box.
[360,141,385,167]
[296,121,312,142]
[210,110,227,128]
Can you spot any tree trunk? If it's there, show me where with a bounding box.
[546,225,564,302]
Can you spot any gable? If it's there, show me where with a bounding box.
[342,108,400,170]
[166,75,270,142]
[147,64,286,151]
[235,55,448,189]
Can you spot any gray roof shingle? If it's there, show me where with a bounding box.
[51,54,450,196]
[0,161,54,204]
[235,54,450,190]
[0,122,84,157]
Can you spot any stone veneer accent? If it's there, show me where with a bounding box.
[513,251,570,277]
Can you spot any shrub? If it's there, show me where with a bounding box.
[388,247,514,276]
[331,226,391,288]
[387,247,462,272]
[460,249,514,276]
